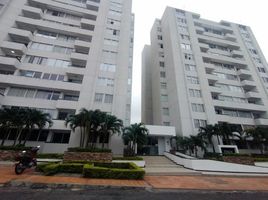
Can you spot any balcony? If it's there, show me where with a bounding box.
[207,74,219,83]
[8,28,33,44]
[213,100,265,112]
[237,69,251,79]
[74,40,91,54]
[224,33,236,42]
[231,50,244,58]
[210,86,222,94]
[195,26,204,34]
[0,56,20,71]
[81,18,95,31]
[22,5,43,19]
[199,43,209,51]
[56,99,78,110]
[215,114,255,125]
[70,52,88,66]
[86,0,99,11]
[0,41,27,57]
[241,80,256,90]
[204,63,215,73]
[245,92,262,99]
[16,16,93,41]
[255,118,268,126]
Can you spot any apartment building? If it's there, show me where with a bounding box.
[0,0,134,154]
[142,7,268,150]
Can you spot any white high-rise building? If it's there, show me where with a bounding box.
[0,0,134,154]
[142,7,268,149]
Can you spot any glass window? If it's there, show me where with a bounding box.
[160,82,167,89]
[161,95,168,102]
[162,107,169,115]
[94,93,103,102]
[104,94,113,103]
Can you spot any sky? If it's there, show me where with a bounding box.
[130,0,268,123]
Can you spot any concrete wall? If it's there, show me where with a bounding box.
[165,152,268,173]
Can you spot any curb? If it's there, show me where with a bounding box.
[3,180,151,191]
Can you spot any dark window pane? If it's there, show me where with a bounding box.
[62,132,70,144]
[38,130,49,142]
[8,129,17,140]
[28,130,39,141]
[51,132,62,143]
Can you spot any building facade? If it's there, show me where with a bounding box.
[0,0,134,154]
[142,7,268,151]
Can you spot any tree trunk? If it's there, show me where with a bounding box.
[23,128,32,146]
[217,135,220,145]
[1,129,11,146]
[212,143,216,153]
[13,129,20,146]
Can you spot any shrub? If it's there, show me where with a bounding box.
[39,163,60,176]
[113,156,143,161]
[58,163,84,174]
[254,158,268,162]
[203,152,223,160]
[67,147,111,153]
[37,153,63,159]
[63,160,92,164]
[223,153,251,157]
[83,162,145,180]
[0,145,32,151]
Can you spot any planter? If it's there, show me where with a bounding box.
[63,151,112,162]
[0,150,20,161]
[223,156,255,165]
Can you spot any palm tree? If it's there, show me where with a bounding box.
[99,114,123,149]
[189,135,207,157]
[11,107,27,146]
[246,127,267,154]
[175,136,192,154]
[218,122,233,145]
[122,123,149,154]
[198,124,216,153]
[23,109,53,145]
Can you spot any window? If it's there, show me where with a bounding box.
[257,67,266,73]
[184,53,194,60]
[97,77,114,87]
[157,35,163,40]
[100,63,116,72]
[204,27,223,36]
[107,28,120,36]
[249,49,258,55]
[160,71,166,78]
[159,62,165,67]
[181,43,191,50]
[24,55,47,65]
[162,108,169,115]
[161,95,168,102]
[94,93,103,102]
[189,89,201,98]
[185,64,196,71]
[194,119,207,128]
[104,38,119,46]
[163,122,170,126]
[159,43,163,49]
[109,9,122,17]
[253,57,262,64]
[262,77,268,83]
[177,17,187,24]
[64,94,79,101]
[7,88,27,97]
[159,52,164,58]
[215,83,243,93]
[35,90,60,100]
[191,103,205,112]
[178,25,188,32]
[180,34,190,40]
[20,70,42,79]
[160,82,167,89]
[213,72,238,81]
[104,94,113,104]
[51,131,71,144]
[107,18,121,26]
[218,95,247,103]
[187,76,199,84]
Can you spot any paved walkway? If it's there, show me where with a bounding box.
[1,164,268,191]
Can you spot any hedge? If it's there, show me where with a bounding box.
[37,153,63,159]
[113,157,143,161]
[254,158,268,162]
[83,162,145,180]
[37,163,84,176]
[0,145,32,151]
[67,147,111,153]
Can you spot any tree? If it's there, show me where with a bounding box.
[122,123,149,154]
[23,109,52,145]
[99,114,123,149]
[246,127,268,154]
[218,122,233,145]
[189,135,207,157]
[198,124,217,153]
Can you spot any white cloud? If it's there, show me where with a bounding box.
[131,0,268,123]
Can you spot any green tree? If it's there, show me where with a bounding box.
[99,114,123,149]
[198,124,217,153]
[246,127,268,154]
[122,123,149,154]
[218,122,233,145]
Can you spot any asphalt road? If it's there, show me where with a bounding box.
[1,187,268,200]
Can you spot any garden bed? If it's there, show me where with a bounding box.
[37,162,145,180]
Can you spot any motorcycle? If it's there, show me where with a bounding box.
[14,146,40,175]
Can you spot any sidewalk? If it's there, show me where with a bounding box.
[1,165,268,191]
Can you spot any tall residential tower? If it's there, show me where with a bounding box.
[142,7,268,141]
[0,0,134,154]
